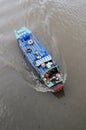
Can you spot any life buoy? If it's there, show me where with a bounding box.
[28,39,34,45]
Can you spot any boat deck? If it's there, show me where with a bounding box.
[19,33,54,75]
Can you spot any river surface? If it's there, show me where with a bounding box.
[0,0,86,130]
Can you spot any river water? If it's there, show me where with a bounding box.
[0,0,86,130]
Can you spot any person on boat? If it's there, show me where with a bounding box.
[44,73,49,83]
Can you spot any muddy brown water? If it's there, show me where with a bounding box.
[0,0,86,130]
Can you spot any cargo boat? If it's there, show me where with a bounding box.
[15,27,64,92]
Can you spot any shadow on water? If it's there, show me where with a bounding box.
[53,89,65,98]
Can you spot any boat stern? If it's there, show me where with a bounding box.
[53,84,64,93]
[42,72,64,92]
